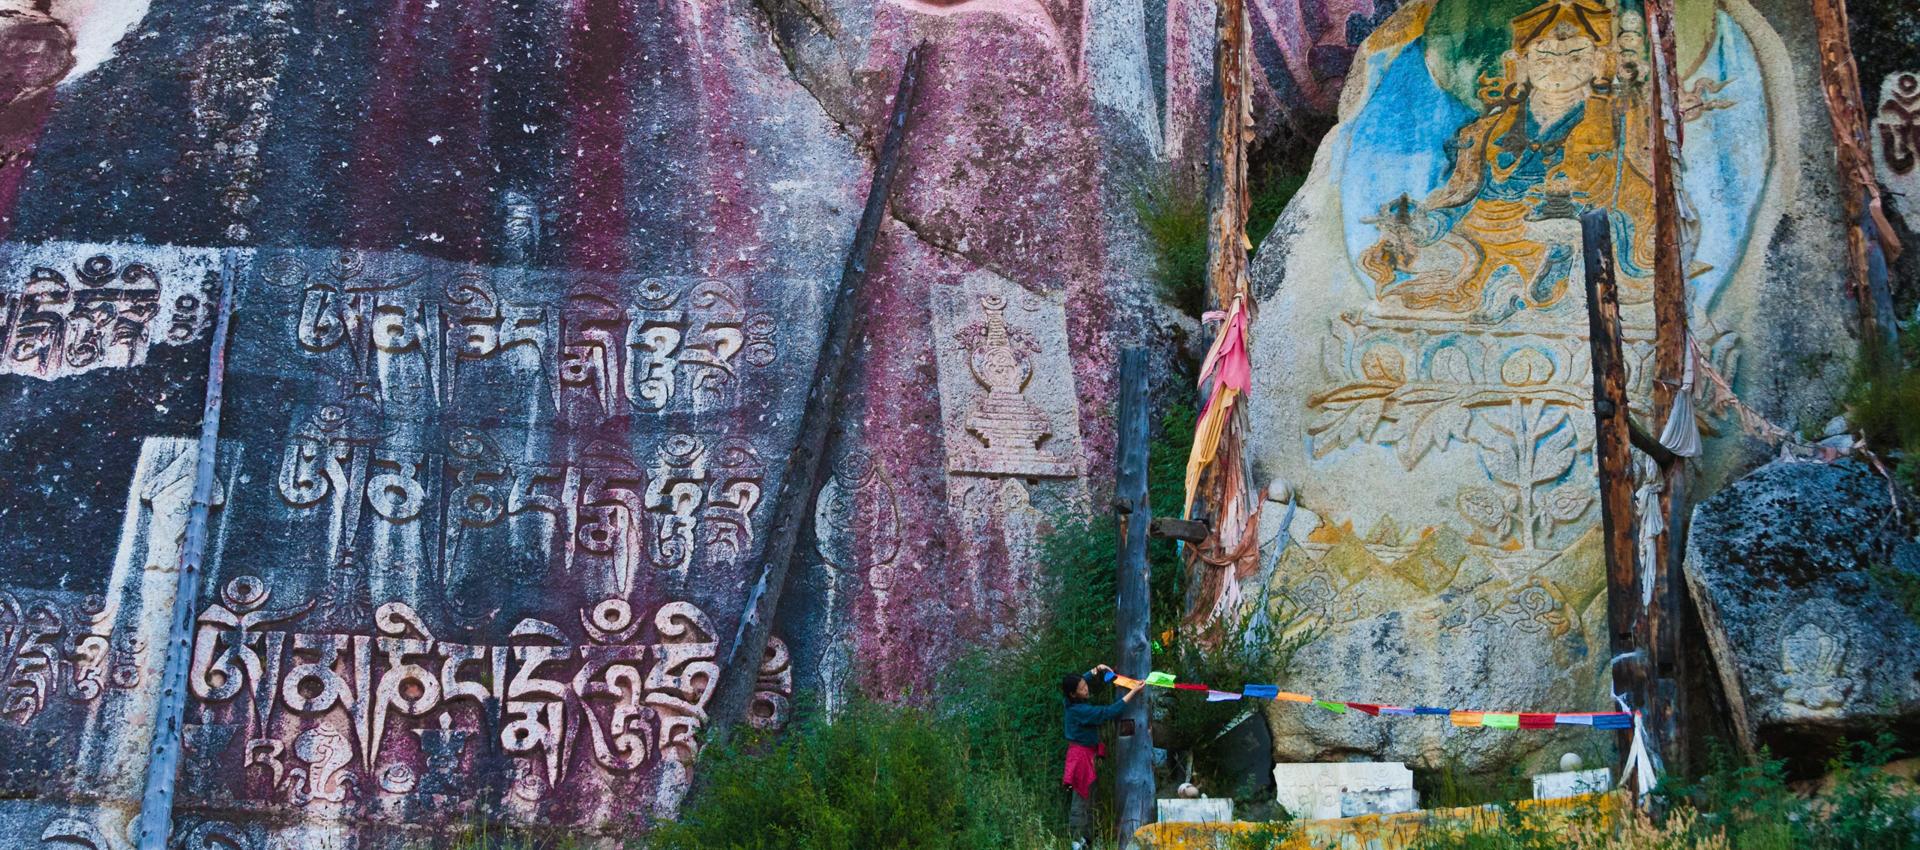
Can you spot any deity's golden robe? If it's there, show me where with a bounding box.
[1362,90,1657,316]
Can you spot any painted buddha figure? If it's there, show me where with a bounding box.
[1359,0,1656,321]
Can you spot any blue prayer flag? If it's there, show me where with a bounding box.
[1242,685,1280,699]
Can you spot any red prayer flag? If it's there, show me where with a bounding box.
[1346,703,1381,716]
[1519,713,1557,729]
[1174,683,1211,692]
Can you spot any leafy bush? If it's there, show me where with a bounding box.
[653,701,1060,850]
[1156,598,1317,754]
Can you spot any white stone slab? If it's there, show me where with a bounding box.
[1157,797,1234,824]
[1273,762,1417,821]
[1532,768,1612,800]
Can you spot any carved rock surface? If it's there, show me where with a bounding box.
[1683,460,1920,768]
[1244,0,1858,777]
[0,0,1393,844]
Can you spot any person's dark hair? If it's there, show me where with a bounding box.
[1060,673,1086,703]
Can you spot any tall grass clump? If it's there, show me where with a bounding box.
[1845,323,1920,488]
[1136,180,1211,317]
[653,701,1059,850]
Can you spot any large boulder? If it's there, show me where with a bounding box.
[1244,0,1859,776]
[1684,460,1920,768]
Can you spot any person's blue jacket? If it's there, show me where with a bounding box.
[1063,672,1127,746]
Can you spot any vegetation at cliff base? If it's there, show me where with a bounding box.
[1136,165,1307,317]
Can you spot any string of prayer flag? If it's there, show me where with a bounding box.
[1100,670,1633,731]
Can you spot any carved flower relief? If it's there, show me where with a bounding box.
[1776,621,1851,715]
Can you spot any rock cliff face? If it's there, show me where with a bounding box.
[0,0,1341,844]
[1243,0,1861,776]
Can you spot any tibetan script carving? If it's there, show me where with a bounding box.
[0,249,218,380]
[186,576,793,807]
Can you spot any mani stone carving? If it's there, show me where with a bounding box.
[1684,460,1920,766]
[1872,71,1920,224]
[0,245,219,381]
[930,272,1083,479]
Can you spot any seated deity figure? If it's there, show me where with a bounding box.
[1360,0,1656,322]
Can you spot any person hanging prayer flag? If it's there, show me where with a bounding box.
[1061,665,1142,850]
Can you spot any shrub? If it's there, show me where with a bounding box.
[653,701,1061,850]
[1845,324,1920,489]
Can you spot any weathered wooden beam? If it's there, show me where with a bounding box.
[1114,348,1156,847]
[705,44,926,744]
[1581,211,1645,758]
[1642,0,1692,772]
[1150,517,1211,543]
[1810,0,1902,350]
[1628,418,1677,470]
[135,251,238,850]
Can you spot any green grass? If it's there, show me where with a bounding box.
[653,701,1060,850]
[1133,166,1307,318]
[1845,325,1920,489]
[1401,737,1920,850]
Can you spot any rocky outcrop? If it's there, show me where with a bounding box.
[1684,460,1920,769]
[0,0,1413,844]
[1243,0,1859,776]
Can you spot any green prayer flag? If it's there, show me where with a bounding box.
[1315,700,1348,714]
[1144,671,1177,687]
[1483,713,1520,729]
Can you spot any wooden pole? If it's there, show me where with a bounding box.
[134,251,238,850]
[1810,0,1902,351]
[1581,211,1645,761]
[1640,0,1690,773]
[1114,347,1156,847]
[706,44,926,742]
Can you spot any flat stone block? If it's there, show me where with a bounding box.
[1532,768,1611,800]
[1273,762,1417,820]
[1156,797,1234,824]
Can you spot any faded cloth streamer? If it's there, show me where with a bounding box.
[1657,335,1702,458]
[1184,297,1252,517]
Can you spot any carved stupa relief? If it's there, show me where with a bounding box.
[930,271,1083,480]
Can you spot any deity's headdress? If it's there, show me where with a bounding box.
[1509,0,1615,51]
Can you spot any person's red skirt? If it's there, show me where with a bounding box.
[1062,742,1104,799]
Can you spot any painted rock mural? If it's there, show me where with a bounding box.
[1247,0,1858,773]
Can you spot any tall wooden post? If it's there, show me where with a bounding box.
[1581,211,1645,760]
[1811,0,1902,351]
[706,45,926,742]
[1640,0,1691,772]
[1114,347,1155,847]
[135,252,238,850]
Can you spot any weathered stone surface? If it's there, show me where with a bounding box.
[0,0,1410,843]
[1683,460,1920,768]
[1272,761,1417,820]
[1245,0,1858,777]
[1157,796,1235,824]
[1532,768,1610,800]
